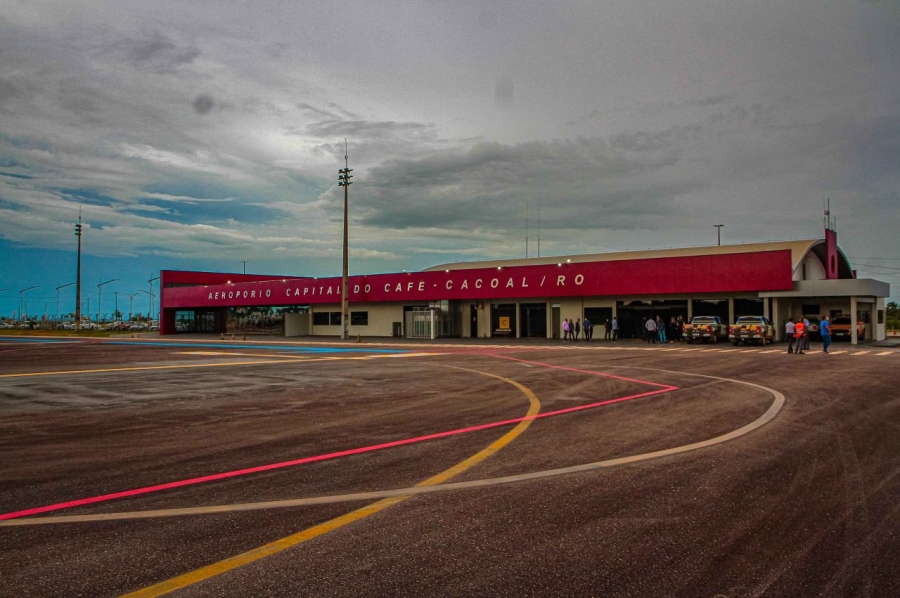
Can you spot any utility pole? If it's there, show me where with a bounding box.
[714,224,724,246]
[338,140,353,340]
[241,261,248,274]
[74,212,83,330]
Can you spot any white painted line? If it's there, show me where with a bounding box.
[852,351,870,356]
[5,369,785,526]
[876,351,893,356]
[828,350,846,354]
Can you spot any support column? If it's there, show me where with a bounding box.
[772,299,781,341]
[728,297,735,324]
[515,302,521,339]
[850,296,858,345]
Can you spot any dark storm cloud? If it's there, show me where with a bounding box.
[193,94,215,115]
[109,32,201,74]
[355,137,700,231]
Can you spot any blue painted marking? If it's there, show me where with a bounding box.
[104,341,408,354]
[0,336,409,354]
[0,337,80,344]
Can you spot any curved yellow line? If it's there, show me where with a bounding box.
[121,368,540,598]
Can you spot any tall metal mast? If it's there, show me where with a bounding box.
[338,140,353,340]
[74,210,83,331]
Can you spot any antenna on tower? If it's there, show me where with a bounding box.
[525,200,529,258]
[537,204,541,258]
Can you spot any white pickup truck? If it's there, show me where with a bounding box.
[683,316,728,343]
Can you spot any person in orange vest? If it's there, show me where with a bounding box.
[793,318,806,354]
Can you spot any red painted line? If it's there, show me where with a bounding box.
[487,353,676,389]
[0,363,678,522]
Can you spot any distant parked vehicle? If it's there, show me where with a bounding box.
[831,316,866,341]
[729,316,775,345]
[683,316,729,343]
[804,316,821,341]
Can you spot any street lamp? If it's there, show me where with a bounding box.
[19,286,39,322]
[714,224,724,246]
[124,292,139,323]
[56,282,76,325]
[137,290,155,325]
[148,273,160,324]
[240,261,248,274]
[337,140,353,340]
[97,278,119,324]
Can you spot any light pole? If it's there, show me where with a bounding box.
[56,282,75,326]
[338,140,353,340]
[148,273,160,324]
[97,278,118,324]
[138,290,155,325]
[19,286,39,323]
[74,213,83,330]
[714,224,724,246]
[241,261,247,274]
[125,292,138,323]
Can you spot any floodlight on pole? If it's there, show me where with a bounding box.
[74,212,83,330]
[714,224,724,246]
[337,139,353,341]
[97,278,118,324]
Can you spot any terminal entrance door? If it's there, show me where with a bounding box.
[520,303,547,338]
[616,300,688,339]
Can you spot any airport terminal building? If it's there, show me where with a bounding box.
[159,228,890,344]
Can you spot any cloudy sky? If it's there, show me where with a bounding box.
[2,0,898,319]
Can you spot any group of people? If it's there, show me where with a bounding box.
[785,316,832,354]
[643,315,686,344]
[561,317,619,341]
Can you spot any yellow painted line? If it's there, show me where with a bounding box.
[121,368,540,598]
[852,351,870,356]
[876,351,893,356]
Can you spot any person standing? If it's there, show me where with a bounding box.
[657,316,667,343]
[562,318,570,341]
[604,318,611,340]
[785,318,796,353]
[820,315,832,353]
[802,316,811,351]
[611,317,618,341]
[583,317,592,341]
[574,318,581,341]
[794,318,806,354]
[645,317,657,343]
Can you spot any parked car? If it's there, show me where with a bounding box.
[803,316,821,341]
[0,321,13,329]
[729,316,775,345]
[830,316,866,341]
[683,316,729,343]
